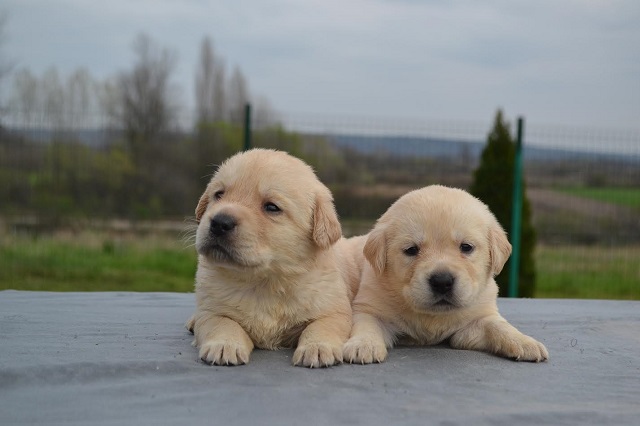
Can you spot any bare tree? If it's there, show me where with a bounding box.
[114,33,177,162]
[253,95,280,129]
[10,67,102,133]
[0,11,14,122]
[9,68,39,125]
[195,36,227,124]
[98,78,121,129]
[65,68,94,129]
[195,37,215,123]
[41,67,65,131]
[212,56,226,122]
[227,66,249,124]
[195,37,277,127]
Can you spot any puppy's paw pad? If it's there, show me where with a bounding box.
[199,340,251,366]
[293,342,342,368]
[343,338,387,364]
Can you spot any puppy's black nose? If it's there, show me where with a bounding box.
[210,213,237,237]
[429,271,455,295]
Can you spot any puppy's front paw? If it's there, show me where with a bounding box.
[292,342,343,368]
[343,337,388,364]
[502,334,549,362]
[185,315,195,334]
[199,340,252,366]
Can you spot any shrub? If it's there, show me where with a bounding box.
[470,110,537,297]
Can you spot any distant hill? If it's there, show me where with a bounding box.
[326,134,637,163]
[6,126,637,163]
[6,127,112,147]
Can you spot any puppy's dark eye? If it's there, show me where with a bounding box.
[460,243,474,254]
[403,245,420,257]
[214,190,224,200]
[264,202,281,213]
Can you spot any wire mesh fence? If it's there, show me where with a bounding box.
[1,108,639,298]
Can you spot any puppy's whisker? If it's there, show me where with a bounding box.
[180,216,199,249]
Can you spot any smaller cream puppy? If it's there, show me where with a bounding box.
[344,185,548,363]
[188,149,365,368]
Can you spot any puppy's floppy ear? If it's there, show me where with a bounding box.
[364,225,387,275]
[312,192,342,249]
[195,190,209,224]
[489,222,512,276]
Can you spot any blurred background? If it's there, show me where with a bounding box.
[1,1,638,299]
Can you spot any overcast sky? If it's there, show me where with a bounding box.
[3,0,640,130]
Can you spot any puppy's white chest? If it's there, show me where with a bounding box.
[396,317,453,345]
[224,288,315,349]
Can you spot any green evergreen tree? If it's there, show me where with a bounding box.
[469,110,537,297]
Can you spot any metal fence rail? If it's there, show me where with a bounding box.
[1,108,639,298]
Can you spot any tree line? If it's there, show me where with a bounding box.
[4,34,277,134]
[0,32,300,219]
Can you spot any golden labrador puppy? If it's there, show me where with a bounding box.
[344,185,548,363]
[187,149,365,368]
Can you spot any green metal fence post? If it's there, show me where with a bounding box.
[243,103,252,151]
[508,117,524,298]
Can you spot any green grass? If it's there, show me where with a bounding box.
[558,187,640,209]
[535,245,640,300]
[0,234,197,292]
[1,233,638,300]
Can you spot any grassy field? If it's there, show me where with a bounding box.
[0,232,197,292]
[1,232,638,299]
[535,245,639,299]
[559,187,640,209]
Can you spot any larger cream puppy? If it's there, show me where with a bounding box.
[344,185,548,363]
[189,149,365,368]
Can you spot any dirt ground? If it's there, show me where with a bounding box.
[528,188,633,219]
[527,188,639,244]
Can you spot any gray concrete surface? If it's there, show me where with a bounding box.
[1,291,638,425]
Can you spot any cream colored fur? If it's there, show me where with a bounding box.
[343,185,548,364]
[187,149,365,367]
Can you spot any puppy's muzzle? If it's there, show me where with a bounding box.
[428,271,455,295]
[210,213,237,237]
